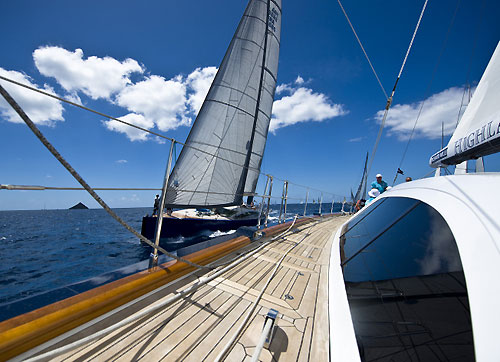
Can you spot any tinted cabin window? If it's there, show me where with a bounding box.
[341,197,474,361]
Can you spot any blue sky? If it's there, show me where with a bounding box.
[1,0,499,210]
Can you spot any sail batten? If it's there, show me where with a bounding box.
[166,0,281,207]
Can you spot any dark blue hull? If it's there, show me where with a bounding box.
[141,215,259,239]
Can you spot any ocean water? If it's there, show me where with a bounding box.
[0,203,342,311]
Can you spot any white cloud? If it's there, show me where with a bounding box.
[270,87,347,133]
[186,66,217,114]
[0,68,64,126]
[115,75,191,132]
[120,193,140,202]
[377,87,466,140]
[348,137,364,142]
[33,46,143,100]
[276,83,293,94]
[116,159,128,164]
[5,46,351,142]
[295,75,304,85]
[103,113,154,141]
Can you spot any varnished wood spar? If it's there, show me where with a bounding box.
[45,216,347,362]
[0,215,325,361]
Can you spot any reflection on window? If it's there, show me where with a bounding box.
[341,197,474,361]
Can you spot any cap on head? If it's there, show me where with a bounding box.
[376,173,382,178]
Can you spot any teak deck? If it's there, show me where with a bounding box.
[34,216,347,361]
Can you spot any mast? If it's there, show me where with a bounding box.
[238,0,271,204]
[165,0,281,208]
[242,0,282,201]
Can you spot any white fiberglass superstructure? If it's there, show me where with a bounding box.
[328,41,500,362]
[329,175,500,361]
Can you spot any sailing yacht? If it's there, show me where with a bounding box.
[2,0,499,360]
[329,41,500,361]
[141,0,281,239]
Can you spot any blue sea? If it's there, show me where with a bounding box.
[0,203,342,320]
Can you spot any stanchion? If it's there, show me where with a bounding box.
[150,139,175,270]
[303,189,309,216]
[264,176,273,228]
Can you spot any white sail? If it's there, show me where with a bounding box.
[166,0,281,208]
[430,41,500,167]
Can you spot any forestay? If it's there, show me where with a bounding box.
[430,41,500,167]
[166,0,281,208]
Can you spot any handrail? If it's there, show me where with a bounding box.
[0,84,208,271]
[0,183,350,204]
[19,216,303,362]
[0,74,345,200]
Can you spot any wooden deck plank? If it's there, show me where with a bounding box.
[207,278,300,318]
[55,285,224,361]
[251,254,315,273]
[184,295,251,361]
[29,216,349,362]
[161,293,247,361]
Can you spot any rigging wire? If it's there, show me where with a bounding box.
[366,0,429,183]
[0,185,162,191]
[20,215,305,362]
[0,75,254,167]
[0,76,343,200]
[392,0,461,185]
[393,0,486,184]
[455,0,486,129]
[0,75,172,142]
[215,215,306,361]
[336,0,389,100]
[456,84,469,127]
[0,184,323,202]
[0,83,209,271]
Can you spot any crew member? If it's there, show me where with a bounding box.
[371,174,388,194]
[153,194,160,215]
[355,199,365,212]
[366,188,380,206]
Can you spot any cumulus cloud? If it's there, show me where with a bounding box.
[4,45,350,142]
[33,46,143,100]
[103,113,154,141]
[115,75,190,133]
[186,66,217,113]
[377,87,466,140]
[276,83,293,94]
[0,68,64,125]
[270,87,347,133]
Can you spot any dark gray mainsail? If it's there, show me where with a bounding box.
[166,0,281,208]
